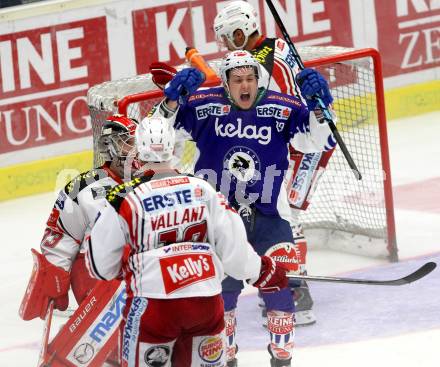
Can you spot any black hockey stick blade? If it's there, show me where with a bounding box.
[286,262,436,286]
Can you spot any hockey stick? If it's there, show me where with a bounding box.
[286,262,436,286]
[264,0,362,180]
[37,301,54,367]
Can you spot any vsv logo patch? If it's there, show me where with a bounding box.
[160,253,215,294]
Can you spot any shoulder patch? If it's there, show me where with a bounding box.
[267,93,302,107]
[64,169,108,203]
[106,177,143,212]
[188,89,224,103]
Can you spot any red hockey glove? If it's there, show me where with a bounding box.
[149,61,177,90]
[19,249,70,320]
[252,256,289,293]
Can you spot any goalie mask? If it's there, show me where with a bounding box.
[136,116,175,163]
[98,115,138,162]
[214,1,259,50]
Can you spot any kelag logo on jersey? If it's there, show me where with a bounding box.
[195,103,231,120]
[256,104,291,120]
[215,117,271,145]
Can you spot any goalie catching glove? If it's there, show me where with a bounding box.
[164,67,205,105]
[296,68,333,111]
[251,255,289,293]
[19,249,70,320]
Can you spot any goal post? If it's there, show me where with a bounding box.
[87,46,398,262]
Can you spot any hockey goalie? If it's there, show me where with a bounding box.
[19,114,140,367]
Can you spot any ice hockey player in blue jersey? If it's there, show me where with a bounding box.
[150,50,335,367]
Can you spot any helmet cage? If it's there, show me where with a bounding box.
[98,115,137,162]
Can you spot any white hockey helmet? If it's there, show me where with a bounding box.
[136,116,175,163]
[220,50,262,87]
[98,115,138,162]
[214,1,260,50]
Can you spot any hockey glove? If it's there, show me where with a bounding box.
[150,61,177,90]
[252,256,289,293]
[19,249,70,320]
[164,68,205,105]
[296,68,333,111]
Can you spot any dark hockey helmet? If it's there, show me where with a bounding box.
[98,115,138,162]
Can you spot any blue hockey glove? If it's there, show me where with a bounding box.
[164,68,205,105]
[296,68,333,111]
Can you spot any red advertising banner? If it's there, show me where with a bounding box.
[0,17,110,154]
[132,0,354,74]
[376,0,440,77]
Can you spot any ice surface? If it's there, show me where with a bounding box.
[1,112,439,366]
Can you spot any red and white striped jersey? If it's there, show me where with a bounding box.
[86,171,261,299]
[251,37,303,99]
[40,164,122,271]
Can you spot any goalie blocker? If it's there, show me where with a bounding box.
[19,249,70,321]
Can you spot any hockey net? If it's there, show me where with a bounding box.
[87,46,397,261]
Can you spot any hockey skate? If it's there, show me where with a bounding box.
[267,344,291,367]
[293,280,316,326]
[226,345,238,367]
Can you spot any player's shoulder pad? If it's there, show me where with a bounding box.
[105,177,146,212]
[147,103,159,117]
[64,168,108,203]
[187,87,225,104]
[251,37,276,64]
[274,37,287,50]
[265,90,302,108]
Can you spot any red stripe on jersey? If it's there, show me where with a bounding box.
[273,58,296,96]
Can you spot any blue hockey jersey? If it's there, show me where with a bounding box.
[172,87,332,217]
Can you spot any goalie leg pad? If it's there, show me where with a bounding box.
[286,148,334,210]
[45,280,124,367]
[19,248,70,321]
[291,224,307,275]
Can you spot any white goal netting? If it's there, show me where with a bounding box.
[87,46,397,261]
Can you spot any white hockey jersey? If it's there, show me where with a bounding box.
[41,165,122,271]
[86,171,262,299]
